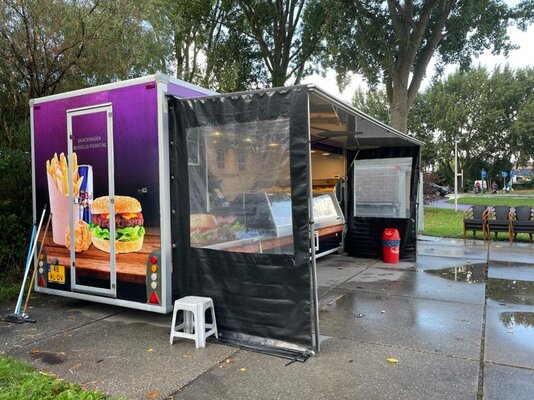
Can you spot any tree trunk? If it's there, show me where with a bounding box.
[270,67,286,87]
[390,84,409,133]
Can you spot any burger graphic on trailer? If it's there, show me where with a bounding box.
[90,196,145,253]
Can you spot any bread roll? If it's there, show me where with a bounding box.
[91,196,142,214]
[91,235,144,254]
[190,214,217,229]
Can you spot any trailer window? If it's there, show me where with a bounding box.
[186,118,293,254]
[353,157,412,218]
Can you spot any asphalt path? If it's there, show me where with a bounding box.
[426,196,469,210]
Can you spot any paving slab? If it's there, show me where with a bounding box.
[372,260,417,271]
[0,295,122,354]
[316,254,377,269]
[340,267,485,305]
[488,262,534,282]
[316,261,368,288]
[483,363,534,400]
[317,286,331,298]
[319,289,483,359]
[174,337,479,400]
[417,241,488,260]
[484,300,534,370]
[418,239,534,264]
[7,315,236,399]
[416,254,479,271]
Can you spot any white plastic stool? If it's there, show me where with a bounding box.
[170,296,218,348]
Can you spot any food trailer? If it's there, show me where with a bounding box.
[31,74,421,356]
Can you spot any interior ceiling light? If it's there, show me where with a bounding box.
[322,152,330,156]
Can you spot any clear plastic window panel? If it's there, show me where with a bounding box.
[353,157,412,218]
[187,119,293,254]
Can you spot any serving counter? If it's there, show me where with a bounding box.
[198,190,345,257]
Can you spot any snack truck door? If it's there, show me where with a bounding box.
[67,104,117,297]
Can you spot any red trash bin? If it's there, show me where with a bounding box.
[381,228,400,264]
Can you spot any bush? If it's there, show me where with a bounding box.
[0,119,33,284]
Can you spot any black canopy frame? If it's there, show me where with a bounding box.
[167,85,422,357]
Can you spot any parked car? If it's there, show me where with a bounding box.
[430,183,450,197]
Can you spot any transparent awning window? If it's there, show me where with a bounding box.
[187,119,293,254]
[353,157,412,218]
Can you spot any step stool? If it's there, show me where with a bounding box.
[170,296,218,348]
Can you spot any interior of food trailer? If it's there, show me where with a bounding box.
[168,85,422,358]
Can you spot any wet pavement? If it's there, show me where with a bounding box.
[1,237,533,399]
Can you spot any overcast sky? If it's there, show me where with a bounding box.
[302,20,534,103]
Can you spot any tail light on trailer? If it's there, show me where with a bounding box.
[146,250,161,305]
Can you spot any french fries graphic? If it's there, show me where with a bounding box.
[46,152,83,197]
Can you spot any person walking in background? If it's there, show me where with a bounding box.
[505,181,512,193]
[491,181,498,194]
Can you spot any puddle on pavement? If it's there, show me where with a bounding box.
[488,279,534,306]
[424,263,487,283]
[425,263,534,305]
[498,312,534,348]
[500,312,534,329]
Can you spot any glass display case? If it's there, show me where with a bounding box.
[195,190,345,257]
[310,191,345,257]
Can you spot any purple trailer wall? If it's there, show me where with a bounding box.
[34,82,160,225]
[32,75,212,310]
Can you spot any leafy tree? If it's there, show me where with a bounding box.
[0,0,164,278]
[510,68,534,165]
[352,85,438,172]
[0,0,158,98]
[352,86,390,125]
[409,66,533,187]
[145,0,263,92]
[235,0,326,86]
[319,0,533,132]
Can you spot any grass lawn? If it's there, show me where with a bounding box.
[423,206,533,242]
[446,196,534,207]
[0,356,115,399]
[423,207,469,239]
